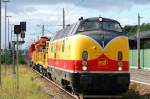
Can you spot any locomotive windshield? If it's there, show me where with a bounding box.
[102,21,122,32]
[77,19,123,33]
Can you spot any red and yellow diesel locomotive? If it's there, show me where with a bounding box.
[29,17,130,95]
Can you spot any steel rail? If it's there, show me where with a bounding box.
[30,66,123,99]
[131,80,150,86]
[31,67,78,99]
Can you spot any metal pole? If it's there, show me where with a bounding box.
[3,0,10,75]
[16,34,19,91]
[42,24,44,36]
[137,13,141,69]
[4,0,7,74]
[10,25,13,66]
[4,1,7,50]
[0,0,2,88]
[7,16,11,47]
[63,8,65,29]
[10,25,13,42]
[7,16,10,65]
[12,42,15,74]
[8,17,9,46]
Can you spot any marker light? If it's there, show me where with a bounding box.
[82,61,88,66]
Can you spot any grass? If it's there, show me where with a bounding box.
[0,65,50,99]
[1,65,150,99]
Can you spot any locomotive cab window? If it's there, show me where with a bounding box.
[51,43,53,52]
[77,18,123,33]
[62,40,65,52]
[102,21,122,32]
[78,21,101,32]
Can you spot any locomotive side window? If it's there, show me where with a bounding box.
[53,25,73,40]
[53,30,64,40]
[67,23,78,36]
[64,25,73,37]
[54,52,56,59]
[51,43,53,52]
[62,40,65,52]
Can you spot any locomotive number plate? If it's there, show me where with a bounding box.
[98,58,107,66]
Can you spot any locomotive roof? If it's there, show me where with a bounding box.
[52,17,121,41]
[80,17,119,23]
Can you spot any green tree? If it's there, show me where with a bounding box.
[124,23,150,36]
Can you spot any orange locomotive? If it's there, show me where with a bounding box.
[29,17,130,95]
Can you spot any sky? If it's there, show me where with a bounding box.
[1,0,150,49]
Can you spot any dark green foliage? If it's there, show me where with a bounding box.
[124,23,150,36]
[140,23,150,32]
[124,25,137,35]
[0,50,25,64]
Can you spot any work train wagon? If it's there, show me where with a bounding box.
[29,17,130,95]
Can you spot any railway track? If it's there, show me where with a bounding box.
[31,67,78,99]
[29,66,123,99]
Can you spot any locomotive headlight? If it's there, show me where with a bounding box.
[99,17,103,21]
[118,51,123,71]
[118,66,122,71]
[82,66,87,71]
[82,61,88,71]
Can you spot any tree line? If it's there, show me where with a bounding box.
[124,23,150,35]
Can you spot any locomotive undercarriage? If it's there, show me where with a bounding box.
[31,62,130,95]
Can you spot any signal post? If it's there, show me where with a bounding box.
[13,22,26,91]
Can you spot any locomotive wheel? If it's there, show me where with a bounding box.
[62,85,72,93]
[47,73,52,80]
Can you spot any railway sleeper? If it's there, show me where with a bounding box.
[47,73,52,80]
[41,67,47,76]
